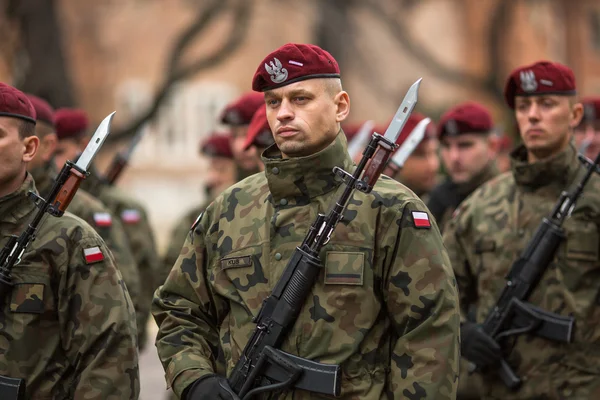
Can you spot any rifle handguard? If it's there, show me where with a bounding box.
[358,140,395,193]
[49,167,87,217]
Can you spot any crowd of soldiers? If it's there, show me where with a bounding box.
[0,41,599,400]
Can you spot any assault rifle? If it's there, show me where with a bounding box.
[104,126,144,185]
[227,79,422,400]
[473,151,600,390]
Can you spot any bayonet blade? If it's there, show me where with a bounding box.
[347,120,375,160]
[390,117,431,168]
[75,111,115,172]
[381,78,422,143]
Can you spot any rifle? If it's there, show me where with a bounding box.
[0,112,115,306]
[103,126,145,185]
[385,117,431,174]
[227,79,422,400]
[473,150,600,390]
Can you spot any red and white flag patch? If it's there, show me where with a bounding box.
[412,211,431,228]
[83,246,104,264]
[121,209,141,224]
[93,212,112,227]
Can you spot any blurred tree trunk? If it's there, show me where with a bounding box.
[314,0,354,71]
[8,0,76,106]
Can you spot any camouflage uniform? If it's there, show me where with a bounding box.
[30,162,142,321]
[161,203,207,290]
[153,133,460,399]
[443,143,600,399]
[82,170,160,350]
[427,163,498,234]
[0,174,139,399]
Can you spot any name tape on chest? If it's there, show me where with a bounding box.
[93,212,112,227]
[121,209,141,224]
[83,246,104,264]
[412,211,431,228]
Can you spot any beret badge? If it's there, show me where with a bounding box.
[265,58,288,84]
[520,70,538,93]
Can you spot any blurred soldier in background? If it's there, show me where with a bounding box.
[220,92,264,180]
[241,104,275,171]
[495,132,514,173]
[53,108,160,350]
[574,97,600,160]
[427,102,499,233]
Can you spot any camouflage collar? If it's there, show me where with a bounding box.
[262,132,353,204]
[511,144,580,190]
[0,173,37,226]
[29,161,57,198]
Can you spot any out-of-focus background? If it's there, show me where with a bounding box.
[1,0,600,398]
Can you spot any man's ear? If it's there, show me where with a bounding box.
[22,135,40,163]
[487,134,500,156]
[569,102,584,129]
[334,91,350,123]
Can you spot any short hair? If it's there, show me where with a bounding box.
[34,121,55,138]
[18,120,36,139]
[323,78,343,97]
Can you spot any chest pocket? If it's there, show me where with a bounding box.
[9,265,54,315]
[324,251,364,286]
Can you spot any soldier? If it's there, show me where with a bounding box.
[25,94,142,326]
[220,91,265,180]
[0,83,139,399]
[443,61,600,399]
[161,132,236,287]
[495,133,514,173]
[153,43,459,400]
[53,108,160,350]
[574,96,600,160]
[427,102,499,233]
[241,104,275,171]
[382,112,439,202]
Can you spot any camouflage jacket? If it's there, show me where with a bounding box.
[161,203,208,289]
[0,174,139,399]
[153,133,460,399]
[82,170,160,348]
[427,162,498,234]
[443,144,600,399]
[30,162,141,319]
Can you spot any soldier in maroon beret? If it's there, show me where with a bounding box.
[427,101,499,233]
[241,105,274,172]
[220,91,264,179]
[24,94,57,174]
[443,61,600,399]
[154,43,460,400]
[381,112,439,201]
[574,96,600,160]
[496,133,514,173]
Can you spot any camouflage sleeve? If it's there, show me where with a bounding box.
[152,213,227,398]
[442,201,478,315]
[59,234,139,399]
[160,217,194,290]
[381,201,460,399]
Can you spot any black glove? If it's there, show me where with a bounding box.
[460,321,502,368]
[184,374,241,400]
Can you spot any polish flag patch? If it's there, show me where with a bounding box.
[121,209,141,224]
[83,246,104,264]
[412,211,431,228]
[93,212,112,227]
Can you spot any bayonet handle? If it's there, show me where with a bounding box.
[49,167,87,217]
[359,141,394,193]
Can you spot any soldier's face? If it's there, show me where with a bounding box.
[264,79,350,158]
[29,123,57,169]
[440,133,496,184]
[574,120,600,160]
[514,95,583,161]
[231,125,258,171]
[391,139,439,195]
[205,156,236,198]
[53,138,82,169]
[0,117,38,196]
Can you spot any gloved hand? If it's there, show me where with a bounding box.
[184,374,241,400]
[460,321,502,368]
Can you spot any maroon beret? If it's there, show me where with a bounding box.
[26,94,54,126]
[200,133,233,159]
[342,122,370,143]
[252,43,340,92]
[504,61,576,109]
[220,92,264,126]
[438,102,493,138]
[393,112,435,149]
[0,83,36,124]
[243,105,274,150]
[54,108,89,140]
[580,96,600,124]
